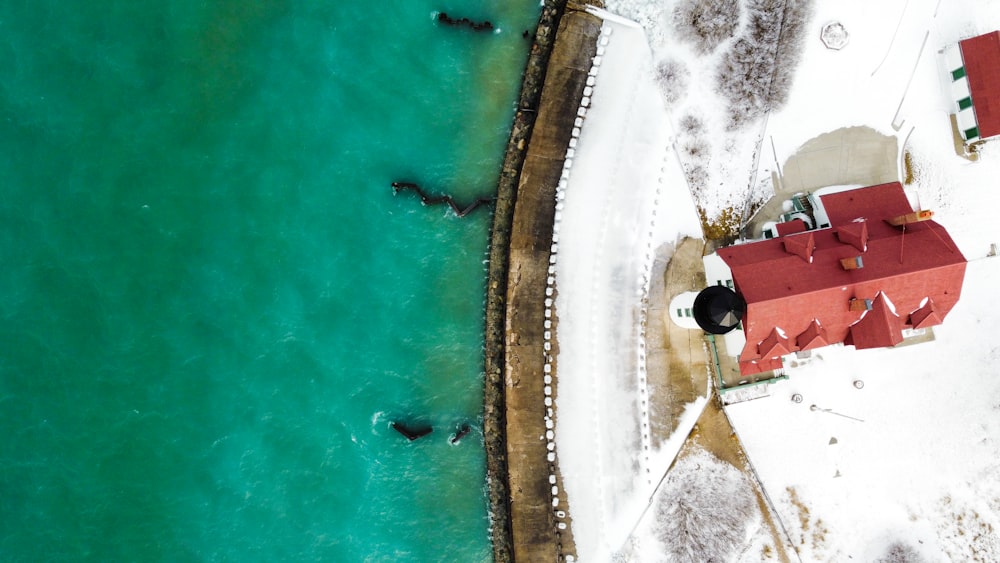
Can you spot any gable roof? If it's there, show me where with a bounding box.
[845,292,904,349]
[718,183,967,375]
[758,327,793,358]
[960,30,1000,139]
[739,356,784,375]
[796,319,829,350]
[775,218,808,236]
[835,220,869,252]
[909,298,943,329]
[782,231,815,262]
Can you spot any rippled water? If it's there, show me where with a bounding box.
[0,1,538,560]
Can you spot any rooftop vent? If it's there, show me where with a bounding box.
[840,256,864,270]
[849,298,873,312]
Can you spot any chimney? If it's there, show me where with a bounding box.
[840,256,864,270]
[887,209,933,227]
[850,298,873,312]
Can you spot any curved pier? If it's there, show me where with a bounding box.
[391,182,494,218]
[483,1,603,561]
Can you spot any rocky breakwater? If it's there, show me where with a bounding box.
[483,1,603,561]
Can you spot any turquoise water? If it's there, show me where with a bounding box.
[0,2,538,560]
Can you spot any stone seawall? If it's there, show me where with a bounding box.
[484,1,603,561]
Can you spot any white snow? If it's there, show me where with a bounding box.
[727,257,1000,560]
[551,0,1000,561]
[624,447,763,562]
[552,12,702,562]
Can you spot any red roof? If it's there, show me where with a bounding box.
[738,356,784,376]
[960,31,1000,139]
[909,298,942,329]
[758,327,793,358]
[718,183,967,375]
[844,292,904,349]
[835,220,869,252]
[796,319,829,350]
[775,219,808,236]
[782,231,815,262]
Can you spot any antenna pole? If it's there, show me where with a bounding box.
[899,224,906,264]
[926,222,957,254]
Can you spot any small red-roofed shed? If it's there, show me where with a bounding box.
[739,356,784,376]
[960,30,1000,140]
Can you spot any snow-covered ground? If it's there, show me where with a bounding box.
[554,0,1000,561]
[551,12,702,562]
[724,0,1000,560]
[727,256,1000,560]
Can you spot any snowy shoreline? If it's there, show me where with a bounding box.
[551,0,1000,560]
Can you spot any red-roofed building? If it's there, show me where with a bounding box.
[712,182,966,376]
[943,30,1000,143]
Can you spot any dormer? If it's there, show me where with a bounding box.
[835,219,869,252]
[783,232,815,263]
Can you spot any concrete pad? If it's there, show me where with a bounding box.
[778,126,899,196]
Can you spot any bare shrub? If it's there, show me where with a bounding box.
[682,163,708,197]
[715,0,815,130]
[672,0,741,54]
[700,207,743,242]
[682,138,709,159]
[655,58,689,106]
[876,542,926,563]
[653,449,757,561]
[678,113,703,136]
[717,36,771,129]
[769,0,814,108]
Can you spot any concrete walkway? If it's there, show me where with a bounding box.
[646,237,710,444]
[491,6,602,562]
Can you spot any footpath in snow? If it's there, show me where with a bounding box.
[552,10,702,561]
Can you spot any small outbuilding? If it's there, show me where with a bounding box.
[942,30,1000,144]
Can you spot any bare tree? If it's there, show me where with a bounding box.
[652,450,758,562]
[876,542,926,563]
[715,0,815,129]
[655,59,690,106]
[672,0,741,55]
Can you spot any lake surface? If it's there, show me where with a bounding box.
[0,1,538,560]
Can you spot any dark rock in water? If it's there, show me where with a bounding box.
[437,12,494,32]
[392,421,433,441]
[450,423,472,444]
[391,181,494,217]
